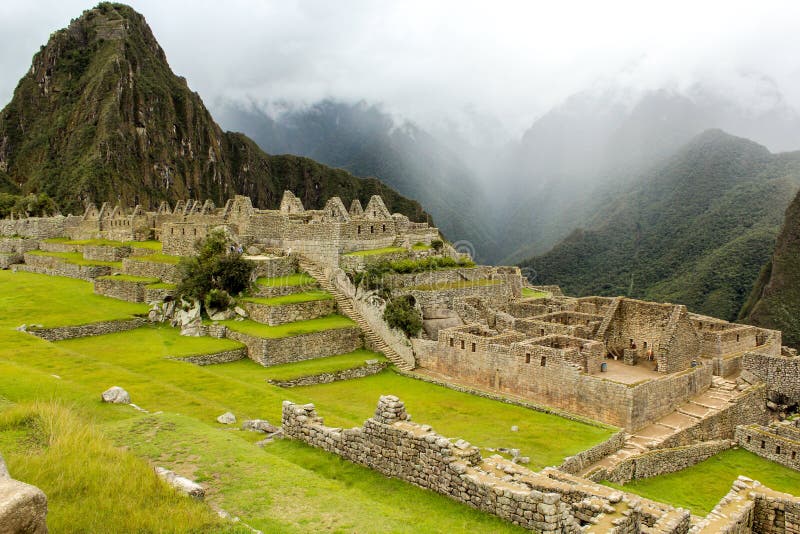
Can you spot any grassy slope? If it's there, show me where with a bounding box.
[256,273,316,287]
[604,448,800,515]
[242,290,332,306]
[217,315,355,338]
[343,246,407,257]
[0,271,613,531]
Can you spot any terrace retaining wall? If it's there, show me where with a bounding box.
[94,277,155,302]
[242,298,334,326]
[268,360,389,387]
[28,318,147,342]
[226,326,362,366]
[601,440,734,484]
[170,347,247,366]
[122,258,180,283]
[735,423,800,472]
[83,245,132,262]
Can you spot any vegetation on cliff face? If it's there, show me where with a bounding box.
[741,188,800,347]
[521,130,800,321]
[0,3,428,221]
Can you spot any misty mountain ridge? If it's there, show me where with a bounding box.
[0,3,428,221]
[520,128,800,322]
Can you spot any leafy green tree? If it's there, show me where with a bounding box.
[176,230,254,310]
[383,295,423,337]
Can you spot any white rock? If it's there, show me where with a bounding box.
[217,412,236,424]
[234,306,248,318]
[0,478,48,533]
[510,425,519,432]
[0,452,9,479]
[101,386,131,404]
[154,467,205,499]
[241,419,279,433]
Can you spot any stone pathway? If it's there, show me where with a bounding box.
[298,257,414,371]
[579,376,741,479]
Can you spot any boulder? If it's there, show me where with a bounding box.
[217,412,236,424]
[241,419,279,434]
[234,306,247,318]
[154,467,204,499]
[0,478,48,534]
[0,453,8,479]
[101,386,131,404]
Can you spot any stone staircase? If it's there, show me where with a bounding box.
[593,296,621,342]
[298,257,414,371]
[579,376,741,479]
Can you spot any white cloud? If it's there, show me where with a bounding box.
[1,0,799,136]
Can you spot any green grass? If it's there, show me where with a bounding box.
[411,279,503,291]
[26,250,122,268]
[0,402,236,533]
[217,314,356,338]
[211,349,387,382]
[242,290,333,307]
[0,271,148,327]
[522,287,550,299]
[343,246,407,257]
[145,282,176,290]
[44,238,162,250]
[604,448,800,515]
[97,274,160,284]
[129,253,182,264]
[412,243,433,251]
[295,371,614,469]
[0,270,642,532]
[255,273,316,287]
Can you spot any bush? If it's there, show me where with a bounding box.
[176,230,254,310]
[431,239,444,251]
[354,256,475,291]
[204,289,232,311]
[383,295,423,337]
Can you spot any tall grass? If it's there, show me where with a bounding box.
[0,401,239,533]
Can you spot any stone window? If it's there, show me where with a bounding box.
[449,337,454,347]
[373,211,376,217]
[540,356,546,367]
[358,226,361,235]
[736,334,740,342]
[370,226,374,234]
[761,440,766,449]
[776,445,781,454]
[746,435,751,444]
[792,451,796,460]
[382,224,386,232]
[540,328,545,336]
[461,340,465,350]
[525,353,531,364]
[471,342,476,352]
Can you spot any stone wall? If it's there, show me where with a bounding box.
[241,299,334,326]
[404,283,514,310]
[94,277,156,302]
[742,352,800,404]
[248,255,297,279]
[20,253,113,281]
[226,326,362,366]
[268,361,389,387]
[170,348,247,366]
[0,237,39,254]
[122,258,180,283]
[735,423,800,471]
[283,396,696,533]
[559,430,627,475]
[339,250,410,272]
[601,440,734,484]
[0,214,77,238]
[83,245,132,262]
[144,285,176,302]
[28,318,147,342]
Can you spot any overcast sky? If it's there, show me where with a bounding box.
[2,1,800,135]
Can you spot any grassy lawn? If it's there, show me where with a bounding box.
[296,371,615,469]
[255,273,316,287]
[212,349,387,382]
[217,314,356,338]
[44,238,162,250]
[604,448,800,515]
[343,246,407,256]
[129,253,182,264]
[0,271,148,327]
[412,243,432,251]
[411,279,503,291]
[0,269,642,532]
[26,250,123,268]
[522,287,550,299]
[146,282,176,289]
[242,290,332,306]
[97,274,160,284]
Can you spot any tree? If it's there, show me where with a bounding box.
[383,295,423,337]
[176,230,254,311]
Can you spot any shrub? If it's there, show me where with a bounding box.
[176,230,254,309]
[204,289,232,311]
[431,239,444,251]
[354,256,475,291]
[383,295,423,337]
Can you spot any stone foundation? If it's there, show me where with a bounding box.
[226,326,362,366]
[242,298,334,326]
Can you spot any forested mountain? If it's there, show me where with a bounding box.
[520,130,800,321]
[0,3,428,221]
[217,101,496,259]
[741,188,800,347]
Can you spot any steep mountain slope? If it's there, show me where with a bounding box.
[497,85,800,264]
[520,130,800,321]
[0,3,428,221]
[217,100,496,259]
[741,189,800,347]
